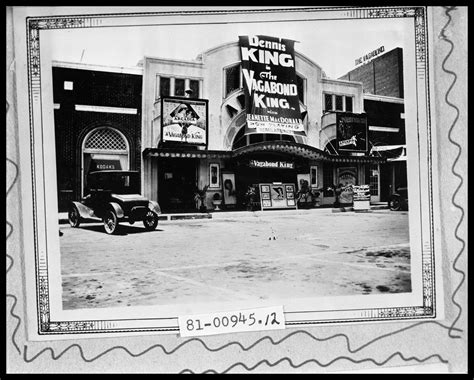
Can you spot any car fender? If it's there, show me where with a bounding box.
[108,202,125,219]
[148,200,161,215]
[71,201,94,219]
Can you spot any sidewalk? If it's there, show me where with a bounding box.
[58,202,388,224]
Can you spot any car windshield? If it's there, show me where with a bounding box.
[88,172,140,194]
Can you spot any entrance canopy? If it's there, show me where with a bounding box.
[144,141,386,164]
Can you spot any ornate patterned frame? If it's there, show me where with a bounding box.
[25,6,436,335]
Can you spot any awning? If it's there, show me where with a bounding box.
[144,141,386,164]
[143,147,232,159]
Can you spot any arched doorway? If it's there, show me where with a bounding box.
[81,127,130,196]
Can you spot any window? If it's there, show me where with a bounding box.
[369,164,379,196]
[159,77,170,97]
[323,93,355,113]
[249,133,264,144]
[296,74,305,104]
[64,81,73,90]
[225,64,241,97]
[324,94,333,112]
[174,78,185,97]
[156,76,201,99]
[231,127,297,150]
[345,96,353,112]
[189,79,200,98]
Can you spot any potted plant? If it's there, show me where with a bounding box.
[212,192,222,211]
[244,186,257,211]
[313,188,322,207]
[193,184,209,212]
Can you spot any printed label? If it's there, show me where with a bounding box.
[178,306,285,337]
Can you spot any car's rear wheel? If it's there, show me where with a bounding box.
[143,210,158,231]
[389,197,401,211]
[103,210,119,234]
[68,205,81,228]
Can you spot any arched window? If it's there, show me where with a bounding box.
[231,126,296,150]
[82,127,130,195]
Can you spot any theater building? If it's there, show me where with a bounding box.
[141,37,385,212]
[52,62,143,212]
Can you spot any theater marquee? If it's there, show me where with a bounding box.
[239,35,305,137]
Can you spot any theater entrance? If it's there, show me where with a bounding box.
[158,158,198,213]
[234,156,299,201]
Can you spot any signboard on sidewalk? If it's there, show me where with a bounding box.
[353,184,371,211]
[239,35,305,137]
[161,96,208,145]
[259,183,297,210]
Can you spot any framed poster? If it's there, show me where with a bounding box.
[161,96,208,145]
[336,112,368,153]
[221,172,237,206]
[259,183,297,210]
[209,163,220,188]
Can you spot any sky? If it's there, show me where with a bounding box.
[43,10,412,79]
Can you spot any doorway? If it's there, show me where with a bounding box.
[158,158,198,212]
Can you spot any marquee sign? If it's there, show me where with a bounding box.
[249,159,294,169]
[161,96,208,146]
[336,112,368,153]
[239,35,305,137]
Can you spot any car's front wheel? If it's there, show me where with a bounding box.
[68,205,81,228]
[143,210,158,231]
[103,210,119,234]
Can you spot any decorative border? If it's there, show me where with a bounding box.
[24,6,436,335]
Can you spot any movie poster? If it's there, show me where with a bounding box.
[336,112,368,153]
[161,97,208,145]
[239,35,305,136]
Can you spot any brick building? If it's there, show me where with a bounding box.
[52,62,143,211]
[340,47,407,203]
[339,47,404,98]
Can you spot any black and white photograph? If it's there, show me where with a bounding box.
[6,5,468,374]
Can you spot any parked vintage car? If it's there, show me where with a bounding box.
[68,170,161,234]
[389,186,409,211]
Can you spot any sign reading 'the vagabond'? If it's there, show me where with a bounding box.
[239,35,305,137]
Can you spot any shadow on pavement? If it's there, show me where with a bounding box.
[69,224,163,236]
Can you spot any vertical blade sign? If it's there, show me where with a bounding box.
[239,35,305,136]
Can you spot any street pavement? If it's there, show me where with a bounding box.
[59,208,411,310]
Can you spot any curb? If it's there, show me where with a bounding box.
[58,205,389,224]
[59,213,213,225]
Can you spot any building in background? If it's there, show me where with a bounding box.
[52,62,143,211]
[340,47,407,203]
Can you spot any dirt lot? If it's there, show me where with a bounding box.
[59,209,411,309]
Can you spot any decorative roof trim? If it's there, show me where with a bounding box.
[144,141,386,163]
